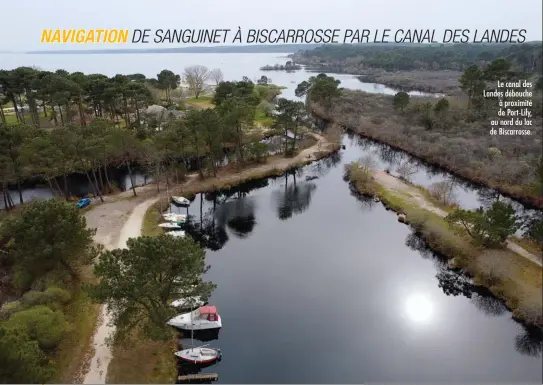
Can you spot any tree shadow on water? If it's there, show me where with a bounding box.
[273,172,317,220]
[405,230,542,357]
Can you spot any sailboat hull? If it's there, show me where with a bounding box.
[174,347,222,364]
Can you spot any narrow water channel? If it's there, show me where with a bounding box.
[171,134,542,383]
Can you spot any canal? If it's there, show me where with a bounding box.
[173,133,542,383]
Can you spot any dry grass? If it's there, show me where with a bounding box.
[345,163,543,327]
[512,236,543,257]
[106,329,177,384]
[54,265,100,383]
[315,88,543,207]
[141,202,166,237]
[184,95,214,109]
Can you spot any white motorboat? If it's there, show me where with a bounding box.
[172,196,191,206]
[170,296,204,309]
[167,230,186,238]
[158,222,182,229]
[162,213,187,222]
[167,305,222,330]
[174,346,222,364]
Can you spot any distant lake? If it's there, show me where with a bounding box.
[2,52,435,98]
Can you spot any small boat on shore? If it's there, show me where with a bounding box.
[168,306,222,330]
[162,213,187,222]
[172,196,191,206]
[167,230,186,238]
[159,222,183,229]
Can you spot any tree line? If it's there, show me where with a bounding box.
[0,71,325,382]
[0,67,313,209]
[297,66,542,246]
[292,43,543,73]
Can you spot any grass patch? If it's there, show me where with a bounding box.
[106,329,177,384]
[54,265,100,383]
[185,95,214,109]
[345,162,543,327]
[254,107,275,127]
[142,199,167,237]
[512,236,543,257]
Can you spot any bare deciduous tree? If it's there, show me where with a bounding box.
[209,68,224,85]
[429,179,457,206]
[359,155,377,170]
[396,160,419,180]
[183,65,209,99]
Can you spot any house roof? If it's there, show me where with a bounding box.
[199,306,217,314]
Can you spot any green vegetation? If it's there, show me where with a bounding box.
[392,91,409,112]
[0,67,310,209]
[88,234,214,341]
[94,235,213,383]
[260,61,302,71]
[0,199,100,382]
[293,43,542,73]
[344,161,542,327]
[307,58,542,211]
[445,202,519,248]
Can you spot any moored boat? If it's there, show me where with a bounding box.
[158,222,183,229]
[174,347,222,364]
[162,213,187,222]
[172,196,191,206]
[167,305,222,330]
[167,230,186,237]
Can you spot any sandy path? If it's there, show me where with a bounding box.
[373,170,542,267]
[78,132,335,383]
[82,197,159,384]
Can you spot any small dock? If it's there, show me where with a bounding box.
[177,373,218,383]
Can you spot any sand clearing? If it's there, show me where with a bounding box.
[82,198,159,384]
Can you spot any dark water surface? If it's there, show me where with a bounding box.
[172,135,542,383]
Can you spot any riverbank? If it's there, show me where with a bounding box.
[345,162,542,327]
[79,130,340,383]
[312,95,543,209]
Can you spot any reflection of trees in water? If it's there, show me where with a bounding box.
[306,151,342,178]
[216,197,257,239]
[476,188,502,208]
[515,326,542,357]
[347,183,377,211]
[273,173,317,220]
[405,233,434,260]
[185,181,264,249]
[183,203,229,251]
[470,293,507,316]
[404,229,542,357]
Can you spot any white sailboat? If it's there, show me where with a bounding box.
[167,230,186,238]
[158,222,182,229]
[173,300,222,365]
[162,213,187,222]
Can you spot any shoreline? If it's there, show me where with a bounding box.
[146,132,341,225]
[312,108,543,210]
[81,131,340,383]
[345,163,542,328]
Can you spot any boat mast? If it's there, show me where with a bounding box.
[190,301,194,351]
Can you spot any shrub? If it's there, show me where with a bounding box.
[5,305,68,350]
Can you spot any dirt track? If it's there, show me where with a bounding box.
[373,170,542,267]
[82,198,158,384]
[79,131,337,383]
